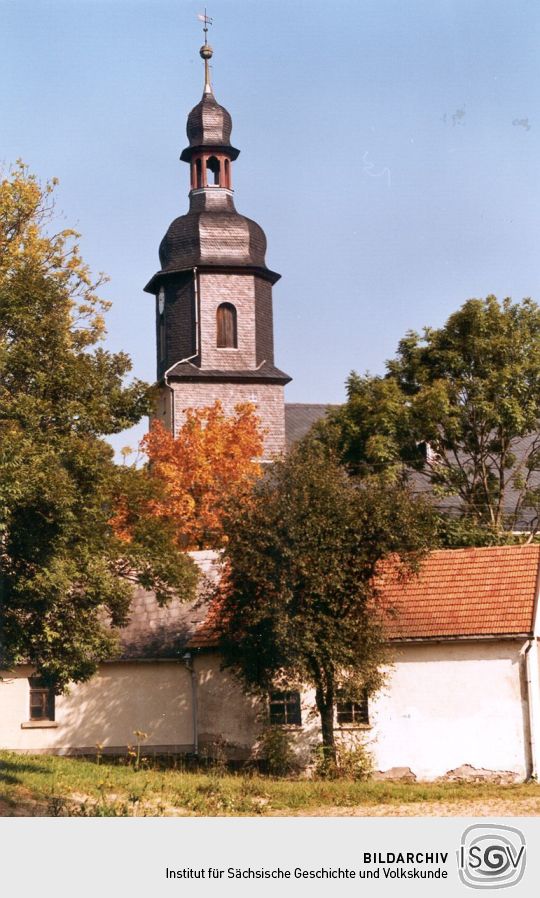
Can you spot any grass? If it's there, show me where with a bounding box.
[1,751,539,816]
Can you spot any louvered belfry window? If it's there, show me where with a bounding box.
[216,303,237,348]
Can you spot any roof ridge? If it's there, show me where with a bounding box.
[428,544,540,555]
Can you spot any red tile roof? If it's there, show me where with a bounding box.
[188,545,540,648]
[381,545,540,639]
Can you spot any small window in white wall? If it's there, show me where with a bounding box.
[28,678,55,722]
[336,690,369,726]
[269,691,302,726]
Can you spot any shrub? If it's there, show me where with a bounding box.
[258,726,296,776]
[200,737,229,777]
[314,740,373,780]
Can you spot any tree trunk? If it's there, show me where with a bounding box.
[320,702,336,763]
[315,684,336,767]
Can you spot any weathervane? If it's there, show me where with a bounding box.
[197,10,213,94]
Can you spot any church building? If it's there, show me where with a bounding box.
[1,37,540,785]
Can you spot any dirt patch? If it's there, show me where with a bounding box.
[3,794,540,818]
[271,798,540,817]
[0,797,45,817]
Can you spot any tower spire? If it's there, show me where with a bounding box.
[197,10,213,95]
[146,27,290,460]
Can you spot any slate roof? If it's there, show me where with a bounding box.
[186,600,225,651]
[168,360,291,384]
[186,92,233,148]
[157,208,270,275]
[181,91,240,162]
[188,545,540,649]
[284,407,540,528]
[117,551,219,660]
[409,434,540,530]
[113,409,331,657]
[118,587,207,659]
[284,403,336,447]
[144,86,278,291]
[145,180,280,292]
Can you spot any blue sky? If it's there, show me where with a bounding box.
[2,0,539,453]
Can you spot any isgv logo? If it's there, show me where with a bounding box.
[458,825,526,889]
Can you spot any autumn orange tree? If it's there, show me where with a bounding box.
[126,401,264,549]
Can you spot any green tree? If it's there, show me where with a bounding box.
[322,296,540,536]
[216,440,433,765]
[0,163,197,689]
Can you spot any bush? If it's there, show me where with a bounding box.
[314,740,373,780]
[199,737,229,777]
[258,726,296,776]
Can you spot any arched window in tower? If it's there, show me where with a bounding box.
[216,303,237,348]
[224,158,230,188]
[195,158,203,189]
[206,155,221,186]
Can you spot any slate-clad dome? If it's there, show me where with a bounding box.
[158,207,268,273]
[180,91,240,162]
[187,93,232,147]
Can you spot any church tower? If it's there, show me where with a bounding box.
[145,31,291,459]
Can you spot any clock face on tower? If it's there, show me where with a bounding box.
[158,287,165,315]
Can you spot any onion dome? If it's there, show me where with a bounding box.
[158,203,270,274]
[180,42,239,162]
[143,35,280,292]
[184,93,234,152]
[146,194,279,289]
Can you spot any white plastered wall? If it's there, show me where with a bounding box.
[0,662,193,754]
[0,640,533,779]
[368,640,529,779]
[192,641,531,778]
[194,653,319,763]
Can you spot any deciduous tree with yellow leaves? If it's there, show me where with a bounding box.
[0,163,197,690]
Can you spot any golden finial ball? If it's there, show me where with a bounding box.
[200,44,213,60]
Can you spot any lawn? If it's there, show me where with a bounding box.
[1,751,540,817]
